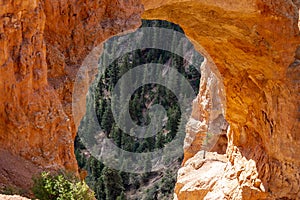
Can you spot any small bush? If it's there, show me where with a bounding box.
[32,171,94,200]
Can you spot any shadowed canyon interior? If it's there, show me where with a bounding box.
[0,0,299,199]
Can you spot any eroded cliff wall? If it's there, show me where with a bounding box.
[0,0,142,190]
[142,0,300,199]
[1,0,299,199]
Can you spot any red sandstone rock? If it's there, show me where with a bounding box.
[0,0,143,191]
[0,0,300,199]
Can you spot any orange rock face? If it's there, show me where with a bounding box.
[142,0,300,199]
[0,0,143,190]
[1,0,299,199]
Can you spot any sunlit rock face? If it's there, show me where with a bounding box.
[142,0,300,199]
[0,0,142,190]
[1,0,299,198]
[183,58,228,165]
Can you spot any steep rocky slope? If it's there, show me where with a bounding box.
[142,0,300,199]
[0,0,143,191]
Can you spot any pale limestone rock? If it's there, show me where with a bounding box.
[0,195,30,200]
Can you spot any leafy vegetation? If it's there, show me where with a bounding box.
[32,171,94,200]
[75,20,203,200]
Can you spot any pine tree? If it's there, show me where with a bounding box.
[155,131,165,149]
[102,167,124,200]
[112,125,122,147]
[109,62,120,86]
[145,127,155,152]
[87,157,104,180]
[95,176,106,200]
[166,107,180,141]
[75,149,86,169]
[129,93,142,124]
[116,191,126,200]
[101,104,113,134]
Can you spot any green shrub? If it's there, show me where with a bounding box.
[32,171,94,200]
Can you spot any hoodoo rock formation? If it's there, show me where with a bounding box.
[0,0,299,199]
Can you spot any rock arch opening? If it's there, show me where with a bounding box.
[74,19,228,199]
[0,1,299,199]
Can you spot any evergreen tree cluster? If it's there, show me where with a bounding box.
[75,20,203,200]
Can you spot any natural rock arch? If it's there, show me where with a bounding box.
[0,0,299,199]
[141,0,300,199]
